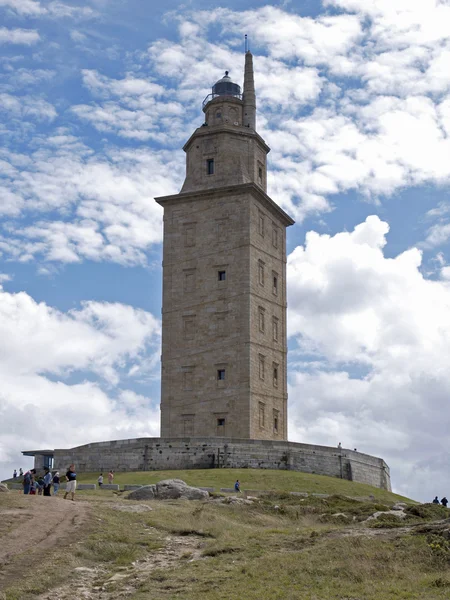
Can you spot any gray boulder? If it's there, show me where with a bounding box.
[0,483,9,493]
[366,509,406,521]
[127,479,208,501]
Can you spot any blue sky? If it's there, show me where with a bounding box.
[1,0,450,501]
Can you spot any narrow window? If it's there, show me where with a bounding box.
[273,409,280,434]
[273,363,279,388]
[218,270,226,281]
[273,273,278,295]
[258,260,265,286]
[259,403,265,428]
[258,166,263,182]
[259,212,265,236]
[272,317,279,342]
[217,418,225,427]
[259,354,265,380]
[258,307,265,333]
[272,226,278,249]
[207,158,214,175]
[217,369,226,380]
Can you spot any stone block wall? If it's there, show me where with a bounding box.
[53,437,391,491]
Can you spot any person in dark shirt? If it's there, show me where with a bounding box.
[64,464,77,501]
[433,496,440,504]
[441,497,448,507]
[43,468,52,496]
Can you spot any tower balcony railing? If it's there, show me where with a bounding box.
[202,93,243,108]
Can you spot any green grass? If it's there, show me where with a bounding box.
[130,498,450,600]
[2,486,448,600]
[73,468,412,503]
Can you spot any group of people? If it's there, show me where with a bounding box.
[21,464,77,500]
[432,496,448,507]
[22,468,56,496]
[97,471,114,487]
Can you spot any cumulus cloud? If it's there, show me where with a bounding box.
[0,288,161,479]
[0,0,44,16]
[287,216,450,500]
[142,4,450,221]
[0,0,96,19]
[0,136,181,264]
[0,27,40,45]
[71,70,186,143]
[0,92,57,121]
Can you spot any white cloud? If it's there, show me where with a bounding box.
[144,5,450,221]
[71,70,186,143]
[287,216,450,500]
[0,0,96,19]
[0,0,44,16]
[0,93,57,121]
[0,288,161,479]
[2,68,55,88]
[0,27,40,45]
[0,136,181,264]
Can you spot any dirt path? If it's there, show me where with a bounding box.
[326,516,450,540]
[0,495,90,591]
[39,527,204,600]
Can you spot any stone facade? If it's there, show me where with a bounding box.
[52,437,391,491]
[155,52,294,441]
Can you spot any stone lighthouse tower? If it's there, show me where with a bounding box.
[155,52,294,441]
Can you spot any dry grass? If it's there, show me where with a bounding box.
[132,498,450,600]
[3,473,446,600]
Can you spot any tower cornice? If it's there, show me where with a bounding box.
[155,182,295,227]
[182,123,270,154]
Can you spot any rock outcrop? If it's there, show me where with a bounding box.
[0,483,9,493]
[127,479,208,501]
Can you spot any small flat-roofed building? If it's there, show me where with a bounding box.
[22,449,54,471]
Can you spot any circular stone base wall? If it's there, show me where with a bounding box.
[52,437,391,491]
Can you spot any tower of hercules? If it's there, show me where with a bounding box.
[155,51,294,441]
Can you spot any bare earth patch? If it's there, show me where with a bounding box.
[39,531,204,599]
[0,495,90,591]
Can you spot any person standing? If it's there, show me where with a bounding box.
[53,472,60,495]
[13,469,17,479]
[22,469,35,495]
[234,480,241,493]
[43,468,52,496]
[19,468,23,477]
[108,470,114,485]
[433,496,440,504]
[98,473,103,487]
[37,475,45,495]
[64,464,77,501]
[441,497,448,507]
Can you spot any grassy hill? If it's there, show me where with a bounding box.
[3,470,450,600]
[75,468,411,503]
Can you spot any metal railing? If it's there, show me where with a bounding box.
[202,92,243,108]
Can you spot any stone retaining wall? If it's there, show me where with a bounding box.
[52,437,391,491]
